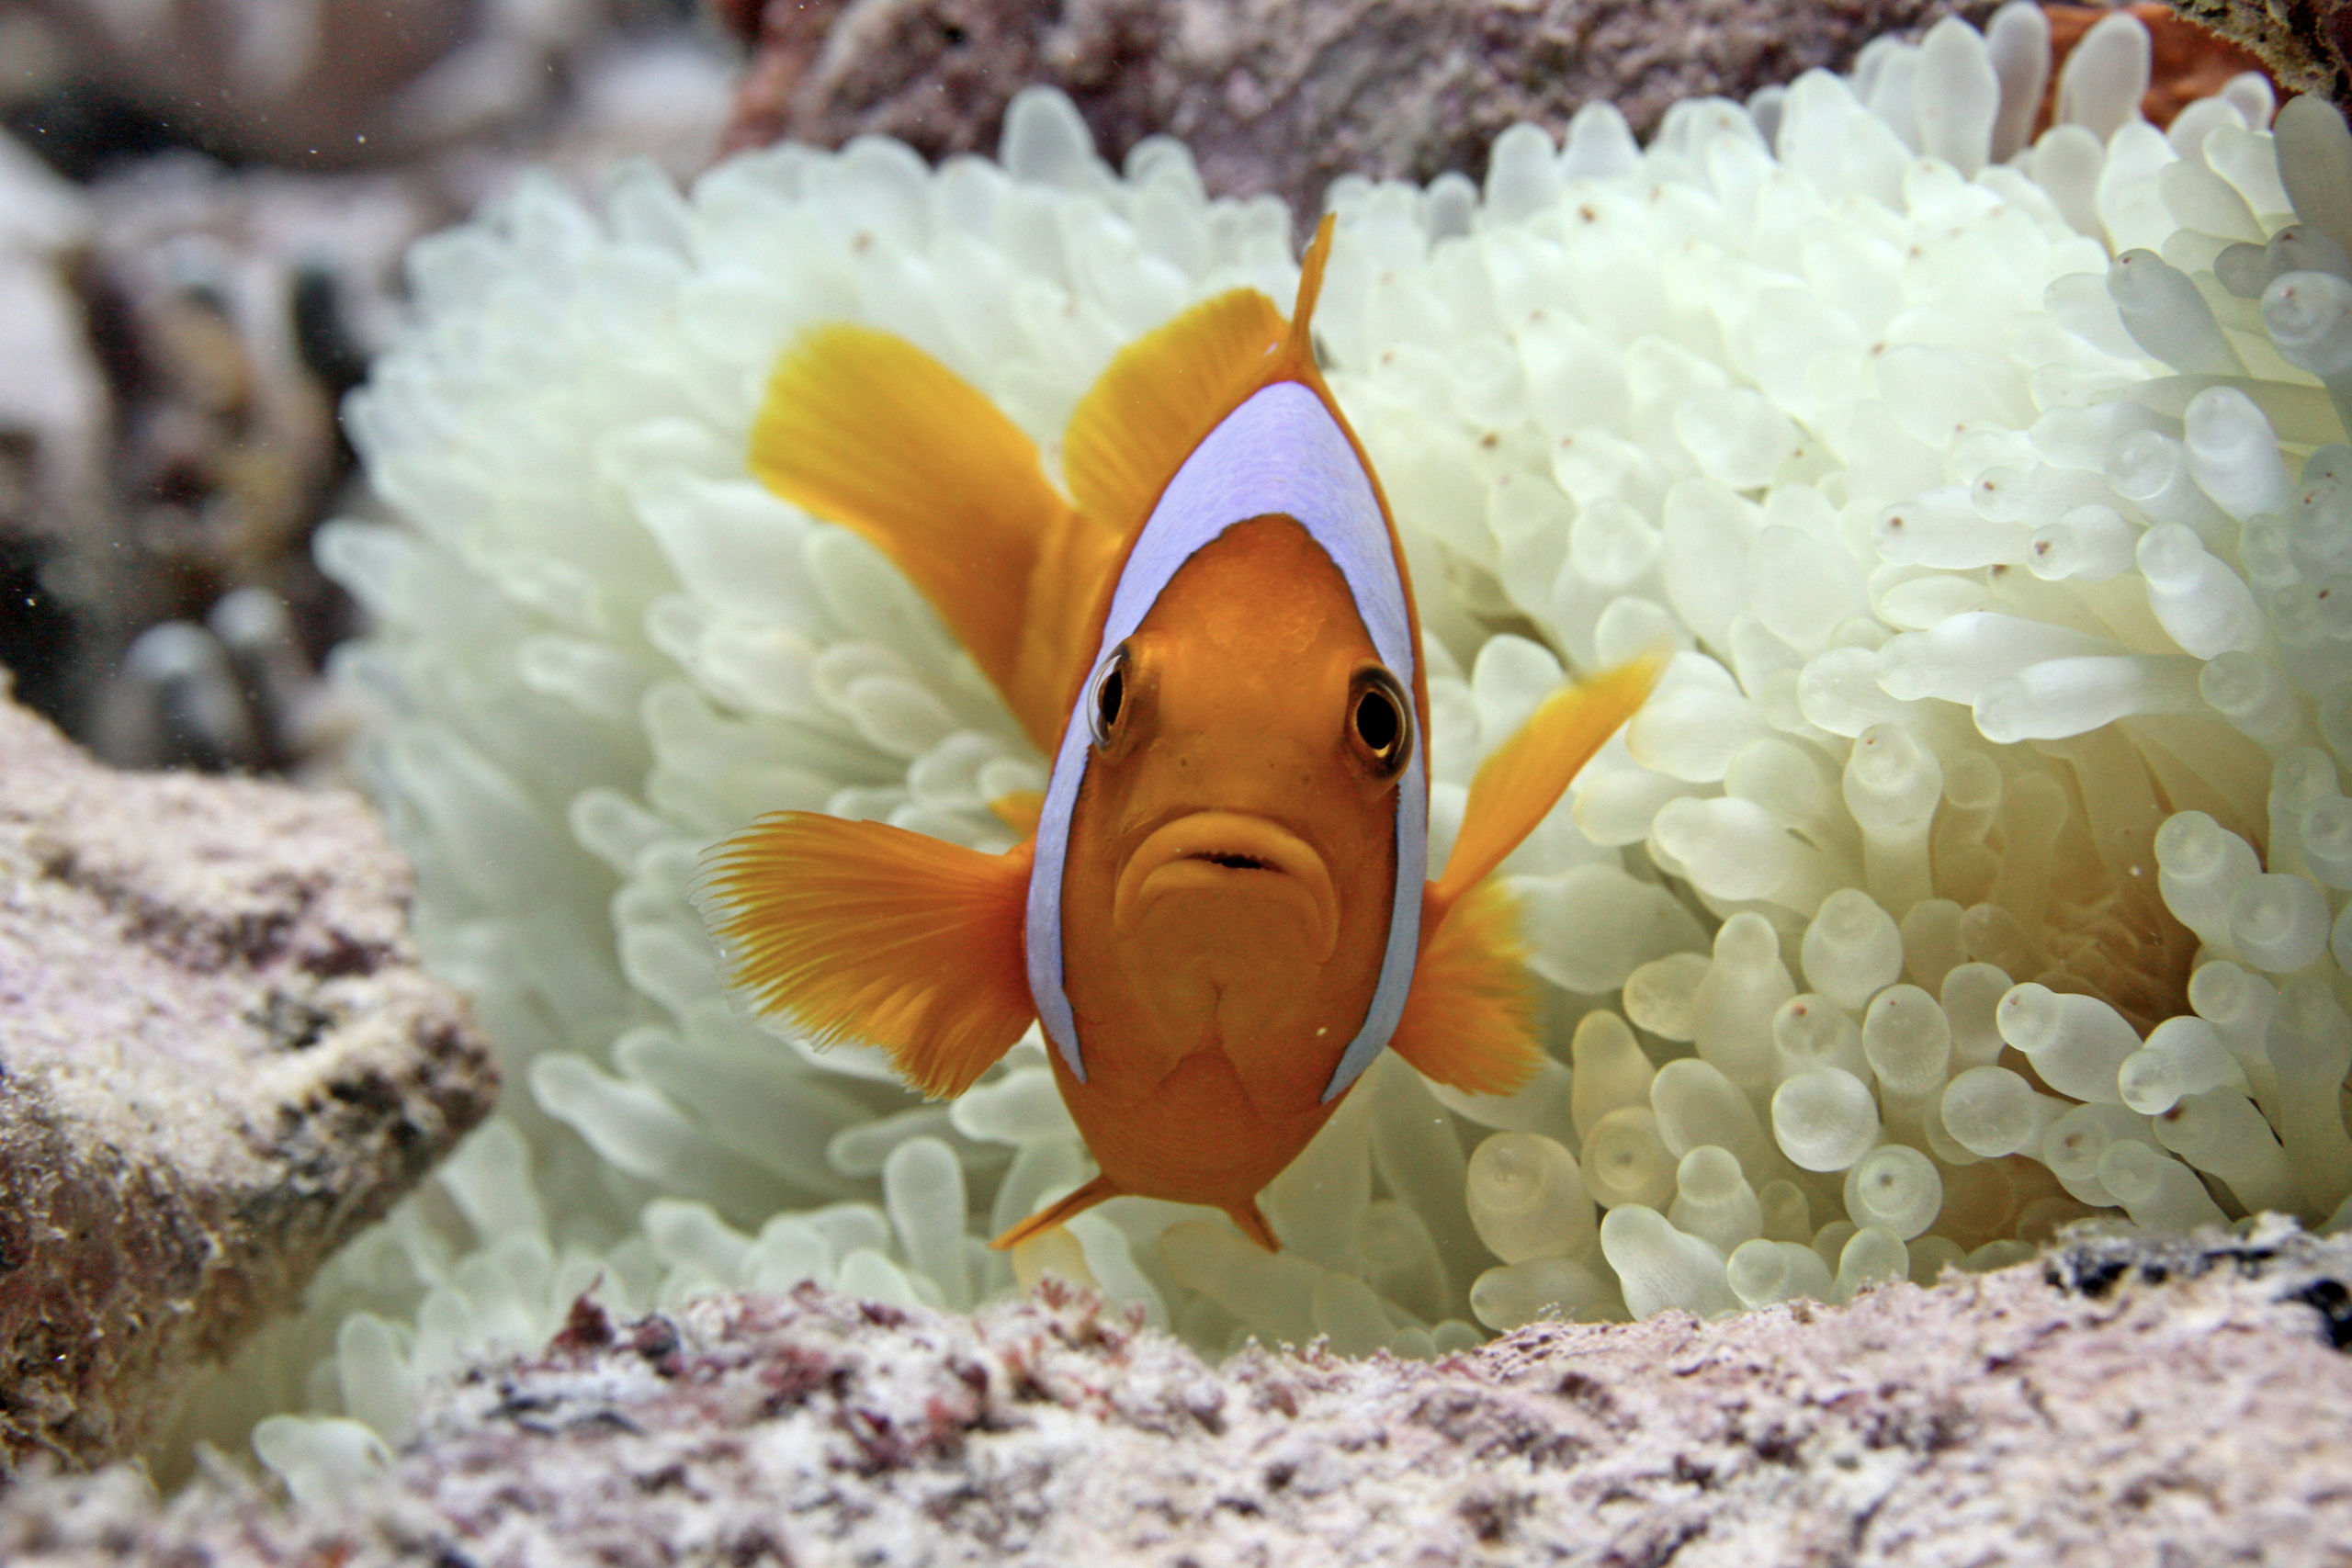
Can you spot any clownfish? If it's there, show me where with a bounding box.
[702,216,1660,1253]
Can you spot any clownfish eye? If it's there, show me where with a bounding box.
[1348,666,1412,779]
[1087,643,1132,750]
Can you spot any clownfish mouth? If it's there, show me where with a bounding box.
[1112,811,1340,963]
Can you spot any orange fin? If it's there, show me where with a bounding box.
[1059,213,1346,538]
[1224,1199,1281,1253]
[1281,213,1338,370]
[988,789,1045,837]
[1061,287,1286,534]
[749,325,1104,751]
[1435,652,1668,908]
[1004,507,1127,756]
[700,813,1035,1099]
[1389,878,1543,1096]
[990,1173,1120,1250]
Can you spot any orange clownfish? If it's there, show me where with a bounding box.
[702,216,1660,1253]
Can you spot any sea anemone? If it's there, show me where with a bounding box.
[178,3,2352,1500]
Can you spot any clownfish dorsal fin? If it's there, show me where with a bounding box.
[1058,212,1343,539]
[1430,652,1668,911]
[749,325,1094,754]
[1060,288,1287,536]
[1384,878,1542,1095]
[1279,212,1338,374]
[700,812,1035,1100]
[1040,219,1345,716]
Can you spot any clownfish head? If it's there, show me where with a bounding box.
[1051,507,1420,1107]
[1088,513,1413,963]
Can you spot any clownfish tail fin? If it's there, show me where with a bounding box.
[698,812,1035,1100]
[1283,212,1338,364]
[749,325,1089,754]
[1434,651,1668,908]
[990,1174,1121,1251]
[1388,877,1544,1096]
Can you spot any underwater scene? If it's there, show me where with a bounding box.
[3,0,2351,1559]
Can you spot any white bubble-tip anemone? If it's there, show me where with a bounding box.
[175,2,2352,1494]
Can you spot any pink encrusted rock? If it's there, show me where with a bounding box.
[719,0,2005,221]
[6,1222,2352,1564]
[0,690,494,1475]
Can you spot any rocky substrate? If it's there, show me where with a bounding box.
[3,1219,2347,1565]
[720,0,2009,223]
[0,691,495,1474]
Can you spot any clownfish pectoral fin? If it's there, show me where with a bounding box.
[1387,877,1544,1096]
[1391,653,1663,1095]
[1432,652,1668,909]
[749,324,1104,753]
[989,1173,1121,1251]
[699,813,1035,1100]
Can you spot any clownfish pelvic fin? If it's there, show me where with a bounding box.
[699,813,1035,1100]
[989,1172,1118,1250]
[989,1176,1279,1255]
[1387,652,1667,1095]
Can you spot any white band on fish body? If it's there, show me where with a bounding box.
[1025,380,1427,1102]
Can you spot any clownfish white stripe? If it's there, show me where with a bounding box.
[1024,379,1428,1099]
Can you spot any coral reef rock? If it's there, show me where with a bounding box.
[2174,0,2352,110]
[0,688,495,1475]
[720,0,2003,219]
[2047,3,2275,127]
[0,6,736,756]
[7,1222,2352,1564]
[7,0,681,172]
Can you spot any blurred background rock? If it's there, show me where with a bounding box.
[0,0,2268,782]
[0,0,740,775]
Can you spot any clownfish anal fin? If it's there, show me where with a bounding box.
[1387,878,1544,1096]
[989,1173,1120,1251]
[1434,652,1668,908]
[749,324,1089,753]
[700,812,1035,1100]
[1062,287,1286,538]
